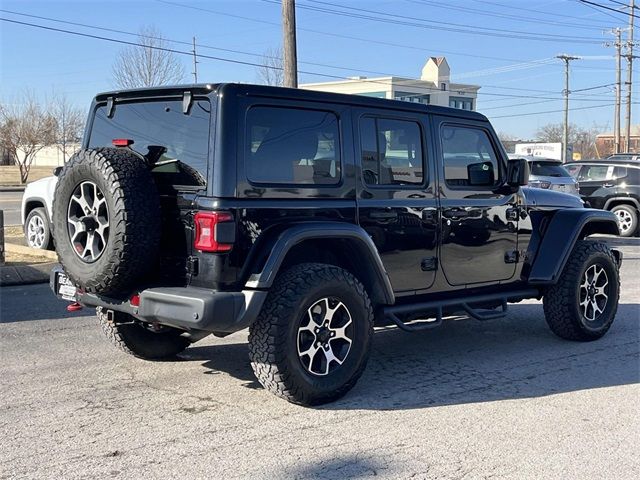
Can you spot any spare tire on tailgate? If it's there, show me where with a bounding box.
[52,147,161,296]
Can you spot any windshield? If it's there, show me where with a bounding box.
[529,161,571,178]
[88,98,211,189]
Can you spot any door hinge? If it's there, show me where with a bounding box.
[504,250,520,264]
[421,257,438,271]
[506,207,519,222]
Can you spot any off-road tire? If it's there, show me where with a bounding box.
[543,240,620,341]
[249,263,374,406]
[97,307,190,360]
[24,207,53,250]
[611,204,638,237]
[52,148,161,296]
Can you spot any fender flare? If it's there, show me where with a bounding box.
[244,222,395,305]
[603,197,640,210]
[528,209,619,285]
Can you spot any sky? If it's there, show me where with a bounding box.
[0,0,638,139]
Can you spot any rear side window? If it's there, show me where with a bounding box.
[530,161,571,177]
[89,99,211,188]
[565,164,581,178]
[441,126,500,188]
[577,165,611,182]
[245,106,340,185]
[360,117,424,185]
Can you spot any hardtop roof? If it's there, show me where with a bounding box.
[93,82,489,122]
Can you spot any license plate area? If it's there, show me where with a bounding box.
[56,272,77,301]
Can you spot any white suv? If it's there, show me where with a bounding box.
[21,168,60,249]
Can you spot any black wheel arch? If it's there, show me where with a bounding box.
[242,222,395,306]
[528,209,620,285]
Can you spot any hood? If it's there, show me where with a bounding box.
[522,187,583,208]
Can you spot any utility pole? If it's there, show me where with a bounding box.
[192,36,199,83]
[282,0,298,88]
[624,0,635,152]
[606,28,623,154]
[557,54,580,163]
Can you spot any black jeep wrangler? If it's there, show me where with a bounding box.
[51,83,622,406]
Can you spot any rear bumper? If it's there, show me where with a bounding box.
[50,267,267,334]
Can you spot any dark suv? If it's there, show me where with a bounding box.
[565,159,640,237]
[51,84,622,405]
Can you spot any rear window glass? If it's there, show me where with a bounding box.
[245,106,340,185]
[529,161,571,177]
[88,99,211,188]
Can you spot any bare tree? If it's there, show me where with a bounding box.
[52,94,85,163]
[0,94,57,183]
[112,25,186,89]
[256,47,284,86]
[536,122,602,159]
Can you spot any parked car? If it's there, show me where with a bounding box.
[50,83,621,406]
[565,159,640,237]
[508,154,579,196]
[607,153,639,162]
[21,168,61,249]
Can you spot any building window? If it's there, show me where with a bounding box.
[449,96,474,111]
[441,83,447,91]
[358,91,387,98]
[393,91,430,104]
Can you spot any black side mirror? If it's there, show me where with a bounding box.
[53,166,63,177]
[506,158,529,187]
[467,161,495,186]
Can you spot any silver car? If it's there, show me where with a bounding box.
[508,155,580,197]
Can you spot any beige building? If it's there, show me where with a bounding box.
[301,57,480,110]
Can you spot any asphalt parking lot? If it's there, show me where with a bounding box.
[1,239,638,479]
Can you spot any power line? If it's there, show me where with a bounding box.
[490,102,622,119]
[155,0,535,64]
[282,0,606,44]
[578,0,640,19]
[472,0,613,25]
[407,0,610,31]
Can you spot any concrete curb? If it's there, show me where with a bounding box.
[0,185,26,192]
[0,262,56,286]
[4,242,58,260]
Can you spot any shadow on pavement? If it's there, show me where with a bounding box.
[185,302,639,411]
[0,283,85,322]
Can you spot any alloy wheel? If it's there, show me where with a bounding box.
[27,214,46,248]
[297,297,353,376]
[67,181,109,262]
[579,264,609,322]
[613,209,633,235]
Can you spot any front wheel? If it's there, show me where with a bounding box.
[249,263,374,406]
[24,207,52,250]
[543,240,620,341]
[97,308,191,360]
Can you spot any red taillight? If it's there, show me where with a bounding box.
[194,211,234,252]
[129,294,140,307]
[112,138,134,147]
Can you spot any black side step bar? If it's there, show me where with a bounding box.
[383,289,539,332]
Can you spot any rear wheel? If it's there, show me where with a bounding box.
[97,307,190,360]
[543,240,620,341]
[611,204,638,237]
[249,263,373,406]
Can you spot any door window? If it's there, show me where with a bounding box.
[441,126,500,188]
[360,117,424,186]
